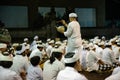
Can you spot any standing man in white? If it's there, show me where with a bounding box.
[57,13,82,53]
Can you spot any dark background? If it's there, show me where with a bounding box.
[0,0,120,42]
[106,0,120,20]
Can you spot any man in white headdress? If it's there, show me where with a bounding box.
[46,40,54,58]
[56,52,88,80]
[95,42,105,59]
[112,40,120,60]
[0,52,22,80]
[23,38,29,43]
[45,38,51,49]
[10,45,29,80]
[30,40,42,51]
[43,48,65,80]
[86,43,104,72]
[23,38,30,49]
[30,35,39,50]
[102,42,120,66]
[56,13,82,54]
[29,44,46,60]
[80,43,89,70]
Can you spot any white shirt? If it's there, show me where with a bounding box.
[10,55,29,75]
[27,65,43,80]
[30,44,37,51]
[105,72,120,80]
[64,21,82,52]
[31,40,37,47]
[86,50,99,72]
[80,49,88,70]
[112,46,120,59]
[102,48,117,65]
[46,45,53,57]
[105,67,120,80]
[43,59,65,80]
[95,46,103,58]
[56,67,88,80]
[112,67,120,75]
[30,40,38,51]
[0,67,22,80]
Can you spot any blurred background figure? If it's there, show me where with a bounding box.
[0,20,11,45]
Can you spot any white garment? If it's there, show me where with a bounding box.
[27,65,43,80]
[43,59,65,80]
[112,46,120,59]
[105,68,120,80]
[31,40,37,47]
[112,45,116,51]
[112,67,120,75]
[30,44,37,51]
[105,72,120,80]
[86,50,99,72]
[80,49,88,70]
[95,46,103,58]
[30,40,37,51]
[46,45,53,57]
[10,55,29,75]
[102,48,117,65]
[45,43,49,49]
[119,56,120,62]
[56,67,88,80]
[64,21,82,53]
[0,67,22,80]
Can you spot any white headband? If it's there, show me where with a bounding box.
[69,13,77,18]
[0,43,7,48]
[0,52,13,61]
[64,52,79,63]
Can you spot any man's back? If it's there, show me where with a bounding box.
[56,67,88,80]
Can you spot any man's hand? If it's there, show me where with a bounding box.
[61,20,68,27]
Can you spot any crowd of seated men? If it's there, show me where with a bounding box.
[0,35,120,80]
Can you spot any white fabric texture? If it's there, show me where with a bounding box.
[86,50,99,72]
[43,59,65,80]
[10,55,29,75]
[102,48,117,65]
[27,65,43,80]
[64,21,82,53]
[56,67,88,80]
[0,66,22,80]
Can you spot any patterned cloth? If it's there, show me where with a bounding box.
[98,64,112,71]
[98,63,119,72]
[112,62,119,68]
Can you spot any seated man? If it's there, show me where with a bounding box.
[86,43,111,72]
[56,52,88,80]
[0,51,22,80]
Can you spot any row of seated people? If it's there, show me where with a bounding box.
[0,35,120,80]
